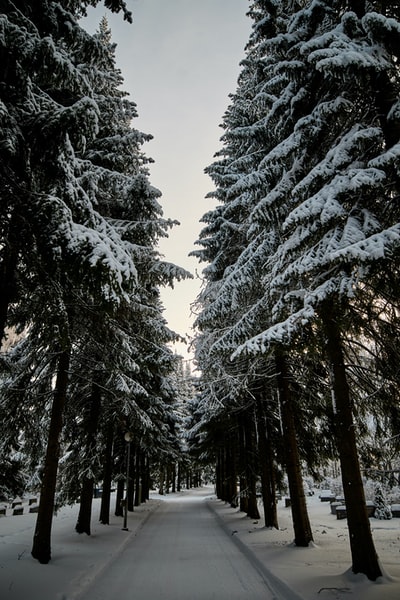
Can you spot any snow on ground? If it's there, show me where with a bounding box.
[211,491,400,600]
[0,488,400,600]
[0,496,161,600]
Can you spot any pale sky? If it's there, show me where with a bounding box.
[84,0,251,363]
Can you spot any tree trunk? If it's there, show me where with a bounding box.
[75,381,102,535]
[99,422,114,524]
[31,350,70,563]
[256,392,279,529]
[177,462,182,492]
[215,449,223,499]
[134,448,141,506]
[221,447,230,502]
[171,464,176,493]
[227,432,238,508]
[75,478,94,535]
[0,208,19,345]
[127,444,135,512]
[321,300,382,580]
[141,453,150,501]
[238,422,248,513]
[275,352,313,546]
[115,479,124,517]
[159,469,165,495]
[195,470,201,487]
[0,245,18,345]
[165,464,172,493]
[238,412,260,519]
[243,409,261,520]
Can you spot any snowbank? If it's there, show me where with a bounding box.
[209,491,400,600]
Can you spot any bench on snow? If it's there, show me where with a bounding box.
[335,501,375,520]
[319,489,336,502]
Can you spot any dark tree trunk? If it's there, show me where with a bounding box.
[238,422,248,513]
[0,206,21,345]
[224,453,230,502]
[321,300,382,580]
[134,448,141,506]
[218,428,237,505]
[171,463,176,493]
[256,392,279,529]
[115,479,124,517]
[75,478,94,535]
[243,409,261,520]
[99,423,114,524]
[195,470,201,487]
[141,453,150,501]
[75,382,102,535]
[221,447,229,502]
[31,350,70,563]
[177,462,182,492]
[215,450,223,499]
[127,444,135,512]
[165,465,171,493]
[0,243,18,344]
[226,432,238,508]
[275,352,313,546]
[159,468,165,495]
[237,412,260,519]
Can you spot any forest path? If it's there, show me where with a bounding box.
[77,487,301,600]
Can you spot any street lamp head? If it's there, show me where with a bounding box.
[124,431,133,443]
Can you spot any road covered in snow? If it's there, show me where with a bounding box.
[78,488,301,600]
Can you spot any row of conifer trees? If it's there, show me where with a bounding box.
[191,0,400,582]
[0,1,191,564]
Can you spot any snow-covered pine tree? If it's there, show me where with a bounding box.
[374,483,392,520]
[0,1,189,563]
[0,3,138,348]
[193,0,315,541]
[231,0,400,580]
[35,14,190,535]
[167,356,197,491]
[192,0,280,457]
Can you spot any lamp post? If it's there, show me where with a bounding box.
[122,431,133,531]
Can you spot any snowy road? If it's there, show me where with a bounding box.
[78,489,292,600]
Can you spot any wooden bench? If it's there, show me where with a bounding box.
[391,504,400,517]
[319,490,336,502]
[336,505,347,519]
[335,502,375,520]
[366,501,375,517]
[330,502,342,515]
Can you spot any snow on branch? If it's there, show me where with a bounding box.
[232,304,316,359]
